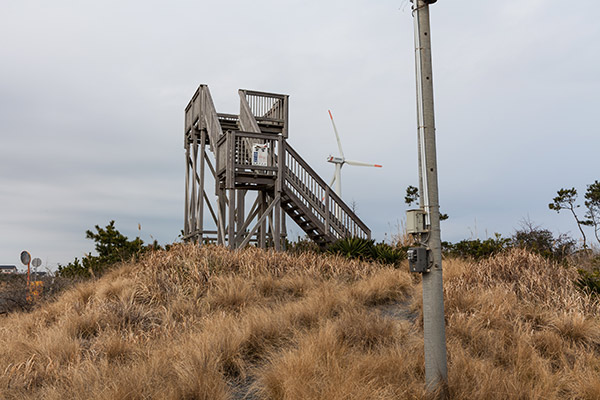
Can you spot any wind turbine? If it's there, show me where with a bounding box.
[327,110,382,198]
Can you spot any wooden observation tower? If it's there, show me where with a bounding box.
[183,85,371,249]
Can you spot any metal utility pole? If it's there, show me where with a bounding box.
[411,0,448,390]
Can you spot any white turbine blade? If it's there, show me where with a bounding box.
[322,172,337,201]
[328,110,345,159]
[345,160,383,168]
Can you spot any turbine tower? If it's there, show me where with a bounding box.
[327,110,382,197]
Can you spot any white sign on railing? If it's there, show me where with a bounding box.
[252,144,268,166]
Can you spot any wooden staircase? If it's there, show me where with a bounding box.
[281,142,370,247]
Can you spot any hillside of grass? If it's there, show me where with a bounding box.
[1,244,600,399]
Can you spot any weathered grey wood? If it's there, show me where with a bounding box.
[228,189,235,249]
[282,95,289,139]
[217,184,226,245]
[201,87,223,152]
[281,206,287,250]
[198,130,206,242]
[226,132,235,248]
[235,196,260,243]
[236,190,246,246]
[238,194,280,249]
[184,146,190,235]
[191,134,199,241]
[274,136,285,250]
[231,131,278,141]
[258,192,266,249]
[204,149,217,180]
[239,91,261,133]
[234,165,278,173]
[325,185,331,236]
[268,211,276,248]
[203,190,218,227]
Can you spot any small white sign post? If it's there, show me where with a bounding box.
[32,258,42,278]
[20,251,32,297]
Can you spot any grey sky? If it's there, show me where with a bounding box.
[1,0,599,269]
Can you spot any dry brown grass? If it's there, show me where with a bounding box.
[0,245,599,399]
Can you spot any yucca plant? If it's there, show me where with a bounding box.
[371,242,407,266]
[327,237,375,260]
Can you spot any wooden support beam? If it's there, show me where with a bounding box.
[235,195,260,243]
[325,185,331,237]
[228,189,236,249]
[217,184,226,245]
[190,135,198,241]
[238,194,280,249]
[236,190,246,246]
[258,192,266,249]
[198,130,206,242]
[226,132,235,248]
[203,190,218,227]
[184,145,190,236]
[274,136,284,251]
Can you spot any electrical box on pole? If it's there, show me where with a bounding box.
[406,209,427,234]
[408,247,430,273]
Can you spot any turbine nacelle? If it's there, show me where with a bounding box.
[327,155,344,164]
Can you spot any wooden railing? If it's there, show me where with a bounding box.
[239,89,289,138]
[283,143,371,240]
[216,131,279,178]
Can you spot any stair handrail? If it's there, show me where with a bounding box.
[201,86,223,152]
[239,90,262,133]
[284,142,371,240]
[184,85,223,153]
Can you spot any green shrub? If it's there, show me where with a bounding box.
[575,269,600,296]
[511,225,575,262]
[57,221,154,278]
[444,234,511,260]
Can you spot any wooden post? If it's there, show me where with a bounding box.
[198,130,206,242]
[325,185,331,237]
[190,133,198,241]
[228,189,236,249]
[274,136,284,250]
[259,192,266,249]
[236,190,246,247]
[216,135,227,246]
[184,138,190,236]
[227,132,236,249]
[217,183,226,245]
[281,206,287,250]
